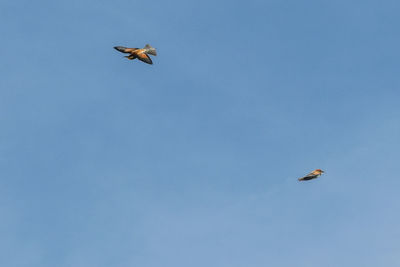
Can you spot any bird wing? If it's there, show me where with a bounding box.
[136,52,153,64]
[298,171,318,181]
[305,171,319,177]
[114,46,138,53]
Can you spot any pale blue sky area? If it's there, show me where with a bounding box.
[1,0,400,266]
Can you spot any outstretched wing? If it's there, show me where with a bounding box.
[298,171,319,181]
[136,52,153,64]
[114,46,138,53]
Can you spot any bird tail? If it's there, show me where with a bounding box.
[114,46,128,53]
[144,44,157,56]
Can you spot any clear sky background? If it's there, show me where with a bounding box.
[1,0,400,266]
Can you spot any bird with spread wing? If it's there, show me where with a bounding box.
[298,169,325,181]
[114,44,157,64]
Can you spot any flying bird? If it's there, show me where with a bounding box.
[114,44,157,64]
[298,169,325,181]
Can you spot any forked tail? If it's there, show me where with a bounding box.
[144,44,157,56]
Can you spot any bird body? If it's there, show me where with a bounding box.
[298,169,324,181]
[114,44,157,64]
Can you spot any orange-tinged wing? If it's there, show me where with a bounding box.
[114,46,138,53]
[298,170,322,181]
[125,54,137,60]
[136,52,153,64]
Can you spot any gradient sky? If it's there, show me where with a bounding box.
[1,0,400,266]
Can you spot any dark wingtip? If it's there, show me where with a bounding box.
[114,46,126,53]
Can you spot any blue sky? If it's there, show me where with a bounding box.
[1,0,400,266]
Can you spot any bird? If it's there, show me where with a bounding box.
[113,44,157,64]
[298,169,325,181]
